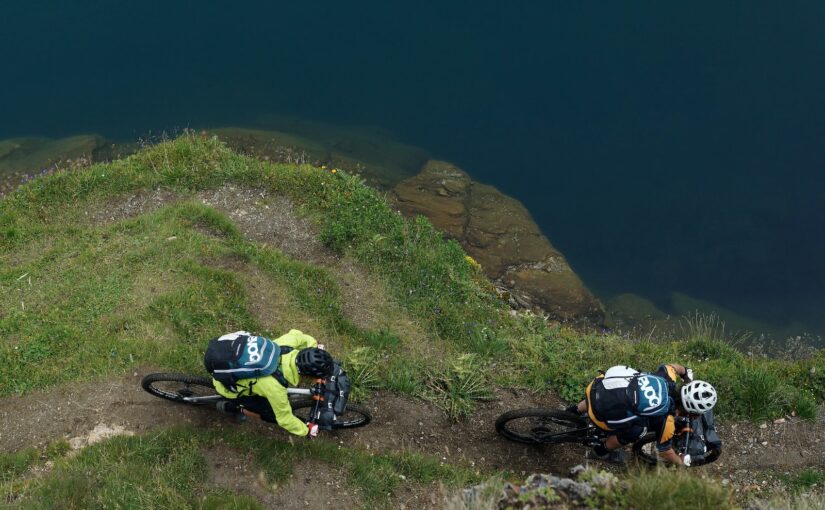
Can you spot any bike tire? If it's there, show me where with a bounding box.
[632,433,660,465]
[495,409,588,445]
[290,399,372,429]
[141,372,219,405]
[632,433,721,467]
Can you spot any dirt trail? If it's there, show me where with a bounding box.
[0,373,578,476]
[2,373,822,481]
[4,374,825,510]
[0,373,586,509]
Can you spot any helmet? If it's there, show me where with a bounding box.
[296,348,334,377]
[680,380,717,414]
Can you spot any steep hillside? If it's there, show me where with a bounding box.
[1,135,823,509]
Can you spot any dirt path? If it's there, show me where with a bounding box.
[2,372,823,501]
[0,372,584,509]
[0,372,578,476]
[3,370,825,510]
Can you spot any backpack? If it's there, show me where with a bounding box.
[203,331,292,393]
[590,365,672,427]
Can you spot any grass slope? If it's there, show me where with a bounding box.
[1,134,824,507]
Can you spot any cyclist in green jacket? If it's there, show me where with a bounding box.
[210,329,334,438]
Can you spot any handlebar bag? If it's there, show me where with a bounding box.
[683,410,722,460]
[321,363,351,415]
[314,364,350,430]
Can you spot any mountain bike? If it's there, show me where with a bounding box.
[495,408,720,466]
[141,372,371,430]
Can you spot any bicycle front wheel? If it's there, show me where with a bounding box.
[495,409,588,444]
[141,373,221,405]
[291,399,372,429]
[632,433,721,467]
[632,433,660,465]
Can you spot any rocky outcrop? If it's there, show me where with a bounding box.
[449,467,622,509]
[392,160,605,323]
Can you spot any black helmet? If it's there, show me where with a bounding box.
[296,348,334,377]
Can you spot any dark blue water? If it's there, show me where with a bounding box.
[3,1,824,338]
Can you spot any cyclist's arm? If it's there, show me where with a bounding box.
[275,329,319,350]
[656,363,688,383]
[658,447,684,466]
[654,414,684,465]
[254,377,309,437]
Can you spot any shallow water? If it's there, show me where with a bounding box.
[2,1,824,340]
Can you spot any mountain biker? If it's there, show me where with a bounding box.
[208,330,334,438]
[567,363,717,466]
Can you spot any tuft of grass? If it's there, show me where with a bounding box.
[781,468,825,494]
[343,346,380,402]
[463,325,509,360]
[753,495,825,510]
[200,491,265,510]
[360,328,402,351]
[425,354,492,419]
[385,358,427,396]
[625,468,736,510]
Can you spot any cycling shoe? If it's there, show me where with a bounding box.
[216,400,240,415]
[589,447,627,465]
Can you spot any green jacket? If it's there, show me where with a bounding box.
[212,329,318,436]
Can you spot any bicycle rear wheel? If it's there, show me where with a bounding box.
[495,409,588,444]
[141,373,221,405]
[291,399,372,429]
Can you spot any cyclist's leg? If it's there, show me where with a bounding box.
[592,425,644,464]
[236,395,277,423]
[565,399,587,414]
[614,423,646,447]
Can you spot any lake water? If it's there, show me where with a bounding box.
[2,1,824,341]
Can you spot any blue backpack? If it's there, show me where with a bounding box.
[628,374,671,417]
[203,331,292,392]
[591,366,672,428]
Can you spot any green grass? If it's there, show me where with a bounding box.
[425,354,493,419]
[0,427,479,509]
[2,131,824,508]
[2,134,823,422]
[781,468,825,494]
[625,468,736,510]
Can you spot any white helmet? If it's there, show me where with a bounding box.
[680,380,717,414]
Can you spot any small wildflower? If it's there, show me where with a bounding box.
[331,169,338,174]
[465,255,481,270]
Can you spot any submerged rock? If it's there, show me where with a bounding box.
[392,160,605,323]
[0,134,111,195]
[0,135,106,173]
[211,122,429,189]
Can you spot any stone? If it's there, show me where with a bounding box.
[392,160,605,323]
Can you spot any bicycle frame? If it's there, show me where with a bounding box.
[175,386,313,405]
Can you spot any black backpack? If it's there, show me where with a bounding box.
[203,332,292,392]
